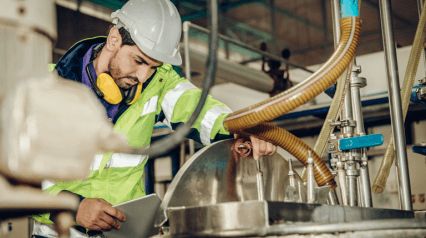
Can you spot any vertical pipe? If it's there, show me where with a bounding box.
[339,0,355,137]
[183,21,196,161]
[332,0,358,206]
[379,0,412,211]
[268,0,278,52]
[179,141,186,166]
[348,175,358,206]
[350,67,365,135]
[188,140,195,156]
[330,0,346,206]
[255,159,265,201]
[359,160,372,206]
[288,159,296,188]
[183,21,192,82]
[347,161,359,206]
[337,162,349,205]
[306,152,315,204]
[332,0,354,137]
[328,189,339,205]
[342,88,354,136]
[331,0,341,47]
[350,68,373,207]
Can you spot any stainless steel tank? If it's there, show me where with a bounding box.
[155,139,426,237]
[156,139,305,226]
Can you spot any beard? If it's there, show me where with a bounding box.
[108,54,137,90]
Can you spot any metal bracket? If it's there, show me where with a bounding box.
[330,119,356,129]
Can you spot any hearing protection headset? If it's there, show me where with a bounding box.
[85,43,142,105]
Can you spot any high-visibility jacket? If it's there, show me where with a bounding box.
[34,37,232,224]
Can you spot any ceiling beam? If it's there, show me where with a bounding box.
[181,0,324,31]
[255,0,323,31]
[181,1,272,41]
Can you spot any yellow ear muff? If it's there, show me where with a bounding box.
[96,73,123,105]
[127,83,142,105]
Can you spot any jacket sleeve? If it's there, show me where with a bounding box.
[157,66,233,146]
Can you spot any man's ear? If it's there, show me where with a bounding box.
[105,27,122,52]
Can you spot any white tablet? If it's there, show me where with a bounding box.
[104,194,161,238]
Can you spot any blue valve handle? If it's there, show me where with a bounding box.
[339,134,384,151]
[411,84,426,105]
[413,145,426,156]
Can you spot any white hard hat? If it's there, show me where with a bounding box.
[111,0,182,65]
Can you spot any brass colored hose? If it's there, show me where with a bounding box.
[223,17,360,188]
[242,124,336,188]
[224,17,360,188]
[372,2,426,193]
[224,17,361,132]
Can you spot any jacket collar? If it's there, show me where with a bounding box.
[55,37,106,81]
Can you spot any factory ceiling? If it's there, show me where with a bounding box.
[55,0,421,68]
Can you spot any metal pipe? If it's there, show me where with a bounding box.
[337,161,349,206]
[350,66,365,135]
[373,1,426,194]
[379,0,412,210]
[347,161,359,206]
[188,140,195,156]
[342,89,354,136]
[306,151,315,203]
[331,0,341,48]
[360,159,373,207]
[350,66,373,207]
[183,21,192,82]
[185,22,314,73]
[328,189,339,205]
[331,0,358,206]
[255,158,265,201]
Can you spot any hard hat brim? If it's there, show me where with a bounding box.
[133,39,182,66]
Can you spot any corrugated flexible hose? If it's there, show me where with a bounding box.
[224,17,361,188]
[244,124,336,188]
[224,17,361,130]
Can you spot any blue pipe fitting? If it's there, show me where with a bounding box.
[341,0,359,17]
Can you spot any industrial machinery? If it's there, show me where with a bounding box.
[153,0,426,237]
[1,0,426,237]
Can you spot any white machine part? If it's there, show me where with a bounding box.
[0,74,129,183]
[0,0,56,100]
[0,0,130,184]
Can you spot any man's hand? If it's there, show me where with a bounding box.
[249,135,277,159]
[76,198,126,231]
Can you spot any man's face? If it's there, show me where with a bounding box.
[108,45,162,90]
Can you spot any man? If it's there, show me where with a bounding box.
[32,0,276,237]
